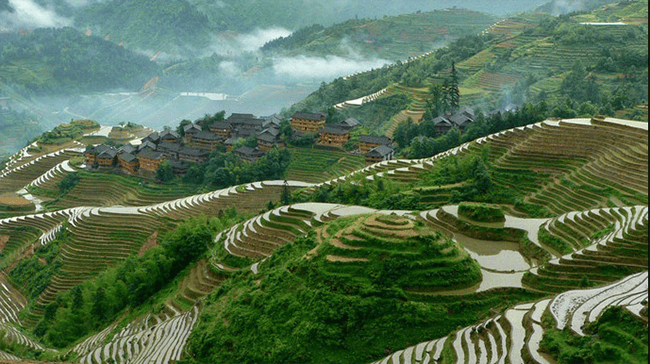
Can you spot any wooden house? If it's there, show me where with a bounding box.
[359,135,392,153]
[319,125,350,147]
[290,112,327,133]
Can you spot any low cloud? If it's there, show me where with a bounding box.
[237,27,292,52]
[3,0,70,29]
[272,55,390,80]
[551,0,585,15]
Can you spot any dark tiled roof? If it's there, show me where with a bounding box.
[210,121,232,130]
[292,112,326,121]
[365,145,394,157]
[118,152,137,163]
[360,135,391,145]
[138,141,157,151]
[160,130,180,139]
[234,146,265,157]
[183,123,201,133]
[432,116,452,125]
[158,142,181,152]
[85,144,112,154]
[179,147,208,157]
[320,126,349,135]
[143,131,160,143]
[259,127,280,137]
[257,133,281,143]
[97,149,117,159]
[118,144,137,154]
[227,113,255,120]
[449,113,472,126]
[458,105,475,118]
[340,117,360,128]
[232,118,262,126]
[139,149,164,160]
[193,130,223,141]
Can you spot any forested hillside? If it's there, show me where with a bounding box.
[0,27,160,95]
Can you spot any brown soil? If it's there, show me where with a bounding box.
[138,231,158,257]
[326,255,369,262]
[0,235,8,253]
[0,196,32,206]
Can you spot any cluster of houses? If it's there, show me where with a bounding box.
[431,106,476,136]
[83,111,398,177]
[84,113,285,176]
[290,112,395,164]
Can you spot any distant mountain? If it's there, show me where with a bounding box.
[0,27,160,95]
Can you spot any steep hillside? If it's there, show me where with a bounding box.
[0,115,645,362]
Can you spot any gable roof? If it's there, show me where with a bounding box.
[449,113,473,127]
[458,105,475,119]
[179,146,208,157]
[227,113,255,121]
[85,144,112,155]
[320,125,349,135]
[193,130,223,141]
[158,142,181,152]
[339,117,360,128]
[432,116,453,126]
[160,130,180,140]
[210,121,232,130]
[97,149,117,159]
[365,145,394,158]
[183,123,201,133]
[138,141,157,151]
[360,134,391,145]
[143,131,160,143]
[118,144,137,154]
[292,112,326,121]
[139,149,164,160]
[118,152,137,163]
[233,146,265,157]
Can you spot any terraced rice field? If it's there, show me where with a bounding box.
[0,116,646,363]
[372,271,647,364]
[286,148,365,183]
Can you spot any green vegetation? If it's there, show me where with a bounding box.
[286,147,365,183]
[458,202,505,222]
[30,215,232,348]
[541,306,649,364]
[186,229,542,363]
[0,28,159,95]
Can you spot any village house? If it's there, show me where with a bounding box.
[319,125,350,147]
[159,130,180,144]
[96,148,118,167]
[168,159,189,175]
[142,131,160,145]
[359,135,392,153]
[338,117,360,130]
[157,142,181,159]
[137,141,157,152]
[256,128,285,151]
[138,149,165,172]
[364,145,395,165]
[191,130,224,152]
[178,146,209,164]
[118,152,139,174]
[290,112,327,133]
[233,146,265,162]
[183,122,202,143]
[84,144,112,165]
[432,115,454,136]
[209,121,232,136]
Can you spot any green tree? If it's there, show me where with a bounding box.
[156,161,174,182]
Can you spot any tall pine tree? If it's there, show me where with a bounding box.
[446,62,460,113]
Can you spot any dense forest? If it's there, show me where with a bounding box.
[0,27,160,95]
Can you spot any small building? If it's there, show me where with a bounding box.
[118,152,139,174]
[364,145,395,165]
[319,125,350,147]
[432,115,454,136]
[157,142,181,159]
[168,159,189,175]
[142,131,160,145]
[256,128,285,151]
[338,117,360,130]
[449,113,473,132]
[359,135,392,154]
[159,130,180,144]
[183,123,202,143]
[96,149,117,167]
[457,105,476,120]
[84,144,112,165]
[137,140,157,152]
[178,146,209,164]
[223,137,238,152]
[138,149,165,172]
[233,146,265,162]
[118,144,137,155]
[290,112,327,133]
[209,121,232,136]
[191,130,224,152]
[263,114,282,129]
